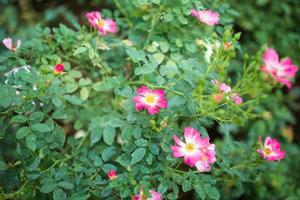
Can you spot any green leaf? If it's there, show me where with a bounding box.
[40,178,56,193]
[29,111,44,122]
[0,161,7,171]
[103,127,116,145]
[149,143,160,155]
[73,47,87,56]
[134,64,155,75]
[26,134,37,151]
[126,47,146,62]
[64,95,82,105]
[53,188,66,200]
[135,138,148,147]
[101,146,116,161]
[204,184,220,200]
[11,115,27,123]
[90,128,102,145]
[16,126,31,139]
[195,184,206,200]
[80,87,89,101]
[58,181,74,190]
[152,52,165,64]
[0,85,15,108]
[31,123,50,132]
[52,96,63,107]
[131,148,146,165]
[182,180,192,192]
[108,118,126,127]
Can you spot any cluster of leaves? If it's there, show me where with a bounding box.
[0,0,299,200]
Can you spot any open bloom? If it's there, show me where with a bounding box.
[132,86,167,115]
[191,9,219,26]
[261,48,298,88]
[2,37,21,51]
[54,63,64,74]
[133,190,161,200]
[86,11,117,35]
[107,170,117,180]
[171,127,216,171]
[257,136,285,161]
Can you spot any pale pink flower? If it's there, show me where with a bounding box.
[132,190,161,200]
[107,170,117,180]
[132,86,167,115]
[211,80,231,93]
[85,11,117,35]
[194,135,216,172]
[191,9,219,26]
[261,48,298,88]
[257,136,285,161]
[230,93,243,105]
[149,190,162,200]
[54,63,64,74]
[2,37,21,51]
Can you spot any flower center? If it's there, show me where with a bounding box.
[265,148,272,155]
[145,95,156,104]
[97,19,105,27]
[185,143,195,152]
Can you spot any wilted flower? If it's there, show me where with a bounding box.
[54,63,64,74]
[257,136,285,161]
[191,9,219,26]
[132,86,167,115]
[2,37,21,51]
[86,11,117,35]
[107,170,117,180]
[171,127,216,171]
[261,48,298,88]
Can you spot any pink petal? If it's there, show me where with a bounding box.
[184,127,201,144]
[171,146,185,158]
[173,135,185,147]
[149,190,162,200]
[2,38,12,50]
[147,106,160,115]
[263,48,279,64]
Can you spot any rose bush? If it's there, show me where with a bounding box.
[0,0,299,199]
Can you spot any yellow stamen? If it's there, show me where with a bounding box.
[145,95,155,104]
[185,143,195,152]
[97,19,105,27]
[265,148,272,155]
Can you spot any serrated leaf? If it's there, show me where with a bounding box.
[26,134,37,151]
[195,184,206,200]
[53,188,66,200]
[0,161,7,171]
[40,178,55,193]
[204,184,220,200]
[131,148,146,165]
[64,95,82,105]
[16,126,31,139]
[80,87,89,101]
[101,146,116,161]
[11,115,27,123]
[58,181,74,190]
[73,47,87,56]
[103,127,116,145]
[31,123,50,132]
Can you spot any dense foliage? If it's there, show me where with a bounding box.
[0,0,299,199]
